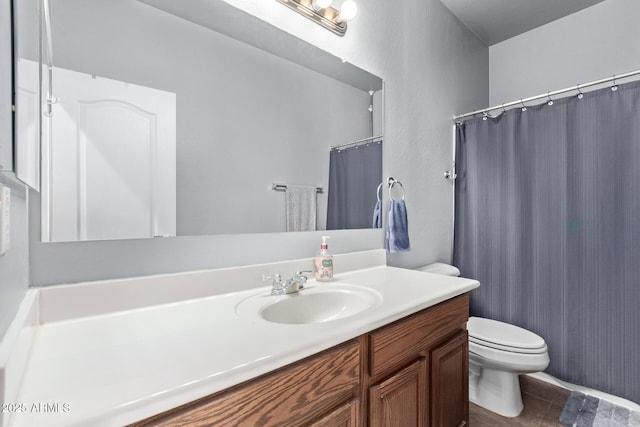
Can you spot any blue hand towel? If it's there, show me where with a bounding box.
[386,199,410,252]
[372,200,382,228]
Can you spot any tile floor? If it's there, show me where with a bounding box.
[469,375,572,426]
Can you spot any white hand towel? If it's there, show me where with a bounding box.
[285,186,317,232]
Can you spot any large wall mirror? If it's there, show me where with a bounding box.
[17,0,383,242]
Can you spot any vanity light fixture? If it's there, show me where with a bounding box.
[276,0,358,36]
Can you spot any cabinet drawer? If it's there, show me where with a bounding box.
[309,399,360,427]
[369,295,469,378]
[139,340,360,427]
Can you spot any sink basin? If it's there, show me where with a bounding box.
[235,283,382,325]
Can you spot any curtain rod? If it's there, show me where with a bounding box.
[453,68,640,122]
[330,135,383,151]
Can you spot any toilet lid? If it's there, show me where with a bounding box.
[467,317,546,352]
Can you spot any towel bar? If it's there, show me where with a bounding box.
[271,183,324,193]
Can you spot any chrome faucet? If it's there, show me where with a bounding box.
[289,270,312,291]
[263,271,312,295]
[263,274,285,295]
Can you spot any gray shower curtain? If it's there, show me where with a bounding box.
[327,141,382,230]
[454,81,640,404]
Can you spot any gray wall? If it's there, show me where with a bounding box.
[29,0,488,286]
[489,0,640,105]
[0,0,29,340]
[0,173,29,339]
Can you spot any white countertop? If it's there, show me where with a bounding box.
[5,265,479,427]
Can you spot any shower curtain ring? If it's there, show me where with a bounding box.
[546,92,553,106]
[577,83,584,99]
[501,104,506,114]
[520,99,527,112]
[611,74,618,91]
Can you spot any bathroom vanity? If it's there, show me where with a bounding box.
[0,251,479,427]
[132,295,469,427]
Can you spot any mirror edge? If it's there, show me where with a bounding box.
[0,0,14,173]
[11,0,42,192]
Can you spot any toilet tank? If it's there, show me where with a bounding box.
[415,263,461,277]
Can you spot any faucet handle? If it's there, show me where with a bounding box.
[295,270,312,278]
[294,270,313,289]
[263,273,283,283]
[264,274,286,295]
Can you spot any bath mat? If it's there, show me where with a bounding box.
[559,391,640,426]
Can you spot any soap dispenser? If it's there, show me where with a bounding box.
[314,236,334,281]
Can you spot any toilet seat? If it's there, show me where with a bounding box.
[470,336,548,354]
[468,317,547,354]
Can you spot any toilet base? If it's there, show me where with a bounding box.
[469,366,524,418]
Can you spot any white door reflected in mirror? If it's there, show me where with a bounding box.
[40,62,176,242]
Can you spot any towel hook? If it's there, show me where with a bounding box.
[388,177,405,201]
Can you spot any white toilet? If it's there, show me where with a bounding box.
[416,263,550,418]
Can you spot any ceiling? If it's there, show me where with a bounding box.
[440,0,606,45]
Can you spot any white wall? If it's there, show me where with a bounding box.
[489,0,640,105]
[29,0,488,285]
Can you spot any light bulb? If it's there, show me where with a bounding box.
[313,0,333,9]
[339,0,358,21]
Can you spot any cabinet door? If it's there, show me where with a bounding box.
[309,399,359,427]
[430,331,468,427]
[369,358,428,427]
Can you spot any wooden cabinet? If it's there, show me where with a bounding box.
[367,295,469,427]
[430,331,469,427]
[309,399,360,427]
[132,295,469,427]
[369,358,428,427]
[133,340,361,427]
